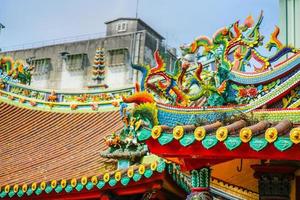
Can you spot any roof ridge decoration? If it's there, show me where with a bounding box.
[92,48,106,82]
[0,54,132,112]
[100,90,157,159]
[0,79,134,112]
[0,56,33,84]
[130,11,299,107]
[112,12,300,166]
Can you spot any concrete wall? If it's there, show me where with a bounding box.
[279,0,300,48]
[0,31,148,89]
[0,18,175,90]
[0,38,105,89]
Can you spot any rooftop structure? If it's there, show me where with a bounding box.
[0,8,299,200]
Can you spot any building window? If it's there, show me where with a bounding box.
[116,22,127,32]
[108,49,128,66]
[66,53,87,71]
[31,58,51,75]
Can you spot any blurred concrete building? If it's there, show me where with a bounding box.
[0,18,177,90]
[279,0,300,48]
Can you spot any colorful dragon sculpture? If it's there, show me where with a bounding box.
[180,11,298,72]
[0,56,33,84]
[129,49,230,106]
[125,12,299,107]
[103,101,158,155]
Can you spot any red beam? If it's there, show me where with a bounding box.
[146,138,300,170]
[251,164,297,178]
[179,158,230,171]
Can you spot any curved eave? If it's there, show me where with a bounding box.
[229,52,300,84]
[146,138,300,170]
[138,117,300,170]
[0,161,168,199]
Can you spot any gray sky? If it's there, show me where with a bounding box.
[0,0,279,50]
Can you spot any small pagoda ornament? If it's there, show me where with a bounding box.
[92,48,105,83]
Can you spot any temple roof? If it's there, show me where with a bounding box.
[0,102,186,199]
[0,102,123,186]
[0,101,261,199]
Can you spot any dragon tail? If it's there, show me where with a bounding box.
[131,64,149,91]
